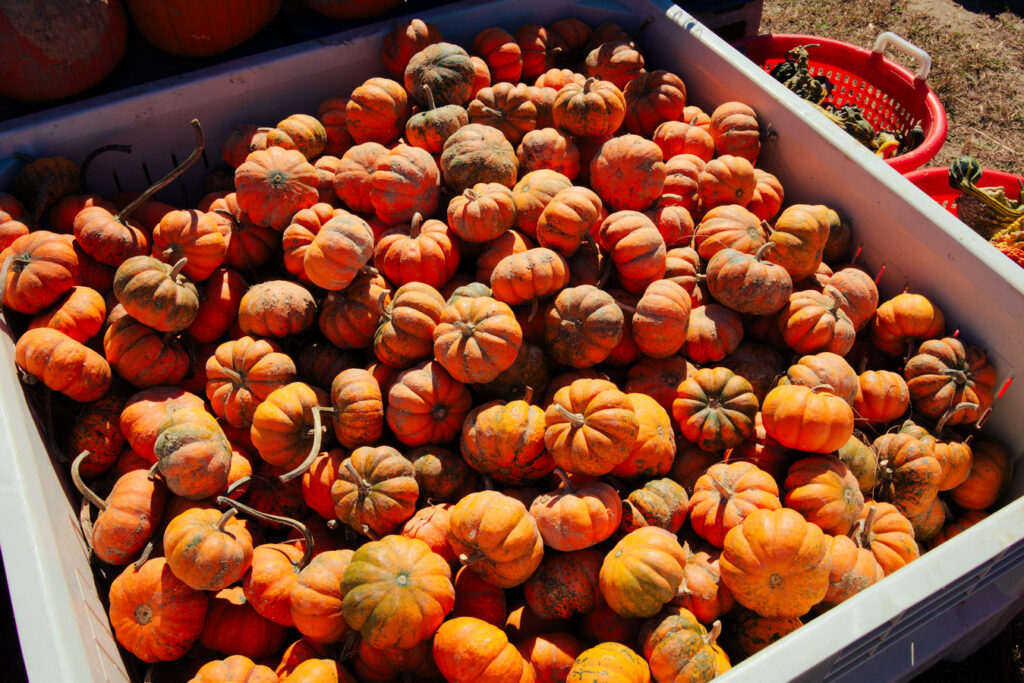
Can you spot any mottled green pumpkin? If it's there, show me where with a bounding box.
[404,42,476,108]
[440,124,519,193]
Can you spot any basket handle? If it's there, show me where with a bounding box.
[872,31,932,81]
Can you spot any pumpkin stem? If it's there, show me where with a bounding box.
[168,258,188,281]
[810,383,837,395]
[452,320,476,336]
[410,212,424,238]
[615,301,636,314]
[215,507,238,532]
[147,461,160,481]
[936,403,978,434]
[709,473,733,500]
[217,365,244,385]
[553,466,574,494]
[117,119,205,223]
[706,620,723,646]
[71,451,107,512]
[29,174,54,227]
[213,207,241,230]
[527,298,539,322]
[463,188,479,201]
[753,242,775,261]
[459,549,485,566]
[760,219,775,235]
[854,504,878,547]
[480,105,506,120]
[481,474,494,490]
[339,631,359,661]
[552,403,586,428]
[942,369,970,387]
[78,497,95,557]
[133,541,154,570]
[424,86,437,112]
[597,258,614,289]
[279,406,334,483]
[523,386,535,404]
[217,496,314,569]
[360,524,381,541]
[225,475,250,499]
[343,460,371,501]
[583,77,597,92]
[80,144,132,195]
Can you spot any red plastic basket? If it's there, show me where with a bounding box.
[904,167,1024,217]
[732,32,948,173]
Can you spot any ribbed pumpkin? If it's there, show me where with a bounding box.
[761,384,853,454]
[708,102,760,162]
[777,290,856,355]
[530,469,623,551]
[111,256,198,333]
[826,267,878,331]
[433,296,523,384]
[781,352,858,405]
[374,213,460,289]
[699,155,756,210]
[319,268,389,350]
[234,147,319,230]
[904,337,995,425]
[434,617,536,683]
[249,382,330,471]
[154,408,232,499]
[950,439,1012,510]
[763,204,837,281]
[340,535,454,649]
[690,461,781,548]
[871,292,946,356]
[27,284,104,343]
[186,267,248,344]
[641,608,723,683]
[672,551,735,625]
[386,360,473,446]
[491,247,570,308]
[536,186,603,258]
[518,633,586,683]
[374,282,445,368]
[852,502,919,575]
[523,548,602,620]
[108,558,208,662]
[237,281,316,338]
[599,527,689,618]
[192,655,279,683]
[331,446,418,537]
[1,231,79,314]
[552,77,625,138]
[102,306,189,388]
[447,182,516,243]
[303,213,374,291]
[673,367,758,451]
[720,507,830,618]
[448,490,544,588]
[872,433,942,519]
[654,120,715,163]
[16,328,112,402]
[599,211,668,294]
[517,127,580,179]
[590,135,666,212]
[405,42,477,107]
[545,378,639,476]
[369,144,441,225]
[346,77,410,145]
[461,391,555,484]
[623,70,687,137]
[544,285,624,367]
[783,456,865,535]
[163,506,253,590]
[354,638,441,682]
[330,369,383,449]
[450,564,506,626]
[469,82,537,144]
[151,209,227,281]
[706,244,793,316]
[332,142,387,214]
[512,169,573,238]
[821,534,883,607]
[281,203,341,284]
[619,479,690,535]
[853,370,910,426]
[441,123,519,192]
[406,86,469,155]
[205,336,296,428]
[567,643,650,683]
[381,18,443,76]
[585,40,644,89]
[120,387,205,462]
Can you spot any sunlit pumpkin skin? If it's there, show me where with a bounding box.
[512,169,573,238]
[28,285,106,343]
[599,527,689,619]
[783,456,864,535]
[644,198,695,250]
[374,213,460,289]
[619,479,689,536]
[901,419,972,492]
[746,168,785,222]
[330,368,383,449]
[763,204,837,281]
[567,642,651,683]
[301,449,345,520]
[163,506,253,591]
[673,367,758,452]
[406,90,469,155]
[346,77,410,145]
[191,654,280,683]
[433,296,523,384]
[825,267,877,331]
[234,147,319,230]
[120,387,205,462]
[281,203,341,284]
[331,445,418,537]
[517,633,586,683]
[337,535,453,650]
[821,534,883,607]
[709,101,760,162]
[15,327,112,402]
[853,370,910,426]
[185,267,248,344]
[904,337,995,425]
[1,231,79,314]
[72,203,152,267]
[661,154,705,214]
[591,135,667,212]
[316,98,354,158]
[369,144,441,226]
[661,247,703,307]
[441,123,519,192]
[303,213,374,291]
[280,658,355,682]
[151,209,228,281]
[699,155,756,210]
[386,360,473,446]
[154,408,232,499]
[78,463,167,566]
[447,182,515,244]
[531,470,623,551]
[535,68,585,89]
[761,384,853,454]
[777,290,856,355]
[410,446,478,502]
[544,285,624,368]
[435,617,536,683]
[641,607,722,683]
[909,495,946,543]
[319,269,389,350]
[622,70,687,137]
[237,280,316,338]
[553,77,626,138]
[584,40,644,89]
[206,336,296,429]
[653,120,715,165]
[243,535,310,628]
[523,548,602,621]
[406,42,476,108]
[690,461,781,548]
[545,378,639,476]
[536,186,603,258]
[854,502,919,575]
[398,503,456,566]
[781,352,858,406]
[694,204,766,262]
[250,382,330,470]
[374,282,445,368]
[472,27,523,82]
[871,292,946,356]
[108,558,208,663]
[381,18,443,77]
[720,507,830,618]
[599,211,668,294]
[103,307,188,388]
[706,244,793,316]
[468,82,537,144]
[491,247,570,308]
[672,550,735,624]
[461,395,554,485]
[930,510,989,548]
[332,143,387,214]
[950,439,1012,510]
[872,433,941,519]
[449,490,544,588]
[517,127,580,179]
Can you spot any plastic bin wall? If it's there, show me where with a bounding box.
[1,0,1024,681]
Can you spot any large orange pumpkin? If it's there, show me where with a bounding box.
[330,445,418,537]
[673,367,758,451]
[386,360,473,446]
[545,378,639,476]
[434,617,536,683]
[599,527,689,618]
[448,490,544,588]
[433,296,523,383]
[530,469,623,551]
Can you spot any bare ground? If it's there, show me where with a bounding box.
[761,0,1024,173]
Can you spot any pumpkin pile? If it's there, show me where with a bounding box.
[1,15,1012,683]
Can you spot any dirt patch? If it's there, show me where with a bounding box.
[761,0,1024,173]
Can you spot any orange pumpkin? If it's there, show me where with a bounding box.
[871,292,946,356]
[103,305,189,387]
[1,231,79,314]
[598,210,668,294]
[154,408,232,500]
[761,384,853,454]
[381,18,442,77]
[599,527,689,618]
[783,456,865,535]
[28,285,106,343]
[530,469,623,550]
[249,382,331,471]
[433,296,523,384]
[591,135,666,212]
[673,367,758,451]
[822,534,883,607]
[237,280,316,338]
[512,169,573,238]
[690,461,782,548]
[781,352,858,405]
[151,209,228,281]
[163,506,253,590]
[641,608,723,683]
[536,186,603,258]
[434,617,535,683]
[346,77,410,145]
[544,285,624,368]
[461,392,554,485]
[709,101,760,162]
[853,502,919,575]
[524,548,603,620]
[777,290,856,355]
[699,155,756,210]
[720,507,830,618]
[545,378,639,476]
[706,244,793,316]
[950,439,1012,510]
[469,82,538,144]
[374,213,460,289]
[332,142,387,214]
[16,327,112,401]
[853,370,910,426]
[672,550,735,624]
[303,213,374,291]
[584,40,644,89]
[518,633,587,683]
[386,360,473,446]
[329,368,383,450]
[369,144,441,226]
[473,27,524,82]
[205,336,296,428]
[405,87,469,155]
[448,490,544,588]
[694,204,766,261]
[192,655,279,683]
[374,281,445,368]
[319,268,389,350]
[517,127,581,179]
[826,267,878,331]
[491,247,570,308]
[552,77,625,138]
[331,445,418,537]
[234,147,318,230]
[904,337,995,425]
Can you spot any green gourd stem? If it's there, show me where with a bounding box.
[28,174,53,227]
[936,402,979,434]
[71,451,107,511]
[706,620,722,645]
[553,466,574,494]
[80,144,132,195]
[117,119,204,224]
[226,475,251,496]
[133,541,154,570]
[217,496,314,569]
[942,368,970,387]
[215,507,238,532]
[168,258,188,281]
[279,406,334,483]
[217,364,244,385]
[343,460,370,501]
[553,403,586,428]
[459,548,485,566]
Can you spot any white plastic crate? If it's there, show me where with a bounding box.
[1,0,1023,680]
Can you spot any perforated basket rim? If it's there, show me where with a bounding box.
[733,33,948,172]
